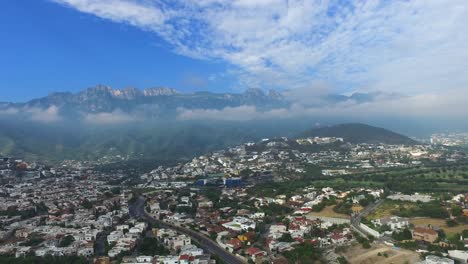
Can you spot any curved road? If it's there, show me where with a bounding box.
[129,196,245,264]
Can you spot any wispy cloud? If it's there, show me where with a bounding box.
[51,0,468,97]
[83,109,137,124]
[177,88,468,121]
[26,105,62,123]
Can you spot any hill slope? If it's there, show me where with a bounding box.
[301,123,417,145]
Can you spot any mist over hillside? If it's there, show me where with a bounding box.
[0,85,463,162]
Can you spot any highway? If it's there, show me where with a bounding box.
[129,196,246,264]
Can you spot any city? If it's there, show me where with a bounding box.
[1,1,468,263]
[0,134,467,263]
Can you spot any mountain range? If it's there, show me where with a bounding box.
[0,85,396,120]
[0,86,416,163]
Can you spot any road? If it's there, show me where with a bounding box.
[129,196,246,264]
[350,199,384,237]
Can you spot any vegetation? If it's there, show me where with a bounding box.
[337,256,349,264]
[392,228,412,241]
[253,163,468,200]
[283,243,322,263]
[301,123,417,145]
[391,201,448,219]
[138,237,170,256]
[0,119,295,163]
[262,203,293,216]
[355,234,371,249]
[278,233,295,242]
[395,241,419,250]
[0,255,88,264]
[58,235,75,247]
[333,201,353,215]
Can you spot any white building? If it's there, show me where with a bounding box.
[268,225,287,239]
[448,250,468,264]
[107,230,124,244]
[425,255,454,264]
[156,255,180,264]
[221,216,256,231]
[372,216,409,231]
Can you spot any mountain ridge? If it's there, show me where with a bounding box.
[301,123,418,145]
[1,85,399,120]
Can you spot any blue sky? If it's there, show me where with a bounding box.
[1,0,468,121]
[0,1,230,102]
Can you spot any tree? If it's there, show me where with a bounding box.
[283,243,322,264]
[111,187,121,195]
[209,232,218,240]
[446,219,458,227]
[59,235,75,247]
[392,228,412,241]
[451,205,463,217]
[337,256,349,264]
[278,233,294,242]
[139,237,170,256]
[81,199,93,209]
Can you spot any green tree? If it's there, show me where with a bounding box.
[58,235,75,247]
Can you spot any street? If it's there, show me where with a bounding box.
[129,196,246,264]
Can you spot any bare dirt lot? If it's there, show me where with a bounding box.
[410,217,468,235]
[341,243,420,264]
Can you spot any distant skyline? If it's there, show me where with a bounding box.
[1,0,467,120]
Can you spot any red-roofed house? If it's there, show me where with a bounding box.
[412,227,438,243]
[246,247,266,261]
[227,238,243,250]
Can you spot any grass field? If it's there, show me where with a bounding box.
[409,217,468,235]
[352,205,364,213]
[307,205,349,219]
[366,200,417,220]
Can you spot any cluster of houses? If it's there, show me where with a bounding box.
[0,162,136,258]
[138,137,456,191]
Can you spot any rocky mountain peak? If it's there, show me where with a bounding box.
[143,87,180,96]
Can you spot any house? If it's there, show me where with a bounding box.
[93,256,111,264]
[463,209,468,217]
[330,233,346,244]
[15,247,31,258]
[268,224,287,239]
[136,256,153,263]
[270,242,295,252]
[15,228,31,238]
[107,230,123,244]
[372,216,409,231]
[412,227,438,243]
[226,238,243,250]
[156,255,180,264]
[34,248,50,257]
[179,254,190,264]
[168,234,191,250]
[246,247,266,261]
[78,246,94,258]
[180,244,203,257]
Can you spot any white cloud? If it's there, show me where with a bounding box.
[51,0,468,97]
[25,106,62,123]
[0,105,62,122]
[177,88,468,121]
[0,108,20,115]
[83,110,137,124]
